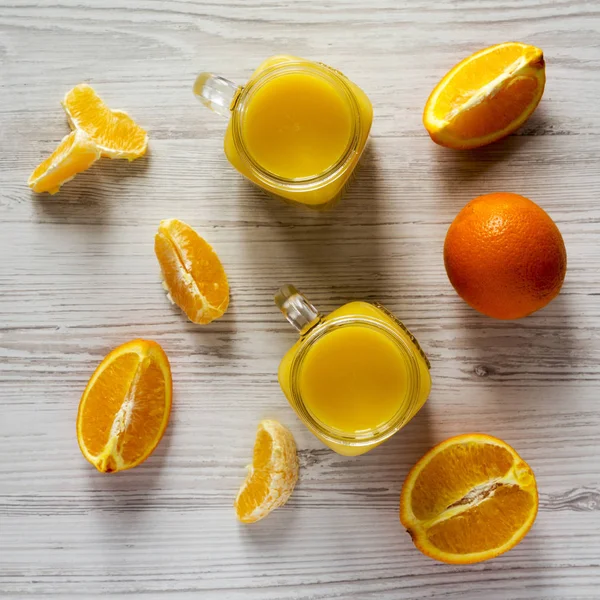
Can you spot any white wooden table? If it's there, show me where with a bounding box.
[1,1,600,598]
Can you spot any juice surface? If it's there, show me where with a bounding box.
[224,56,373,207]
[299,325,409,433]
[242,72,353,180]
[278,301,431,456]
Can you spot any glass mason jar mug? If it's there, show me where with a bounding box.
[275,286,431,456]
[194,56,373,208]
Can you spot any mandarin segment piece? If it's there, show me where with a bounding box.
[235,420,299,523]
[424,42,545,149]
[155,219,230,325]
[62,83,148,160]
[400,433,538,564]
[28,129,101,194]
[76,339,172,473]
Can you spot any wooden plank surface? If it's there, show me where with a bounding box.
[1,0,600,598]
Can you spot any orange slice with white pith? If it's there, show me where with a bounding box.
[400,433,538,564]
[424,42,546,149]
[76,339,172,473]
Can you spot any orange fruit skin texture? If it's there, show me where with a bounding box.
[400,433,538,564]
[423,42,545,150]
[155,219,230,325]
[444,192,567,320]
[76,339,172,473]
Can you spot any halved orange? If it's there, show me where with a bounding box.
[235,420,299,523]
[400,434,538,564]
[424,42,545,149]
[155,219,230,325]
[28,129,101,194]
[62,84,148,160]
[77,340,172,473]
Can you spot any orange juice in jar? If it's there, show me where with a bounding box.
[194,56,373,208]
[275,286,431,456]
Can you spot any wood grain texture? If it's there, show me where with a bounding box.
[1,0,600,598]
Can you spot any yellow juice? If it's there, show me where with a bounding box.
[299,325,409,433]
[278,300,431,456]
[224,56,373,207]
[242,72,354,180]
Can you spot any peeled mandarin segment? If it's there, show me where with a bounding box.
[155,219,230,325]
[155,230,209,322]
[400,434,538,564]
[161,219,229,311]
[62,83,148,160]
[76,340,172,473]
[424,42,545,149]
[234,420,299,524]
[28,129,101,194]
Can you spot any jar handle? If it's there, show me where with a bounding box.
[193,73,242,117]
[275,285,322,335]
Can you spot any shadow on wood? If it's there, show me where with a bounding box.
[428,130,541,219]
[450,288,580,406]
[232,141,401,312]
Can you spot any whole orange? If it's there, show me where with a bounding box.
[444,193,566,319]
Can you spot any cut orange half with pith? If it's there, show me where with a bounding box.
[28,129,101,194]
[76,339,172,473]
[400,433,538,564]
[62,83,148,160]
[155,219,230,325]
[424,42,545,149]
[235,420,299,524]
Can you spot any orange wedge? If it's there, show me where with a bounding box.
[400,433,538,564]
[155,219,230,325]
[424,42,545,149]
[28,129,101,194]
[76,339,172,473]
[62,83,148,160]
[235,420,299,523]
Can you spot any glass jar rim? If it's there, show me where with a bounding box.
[288,314,424,449]
[230,60,362,191]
